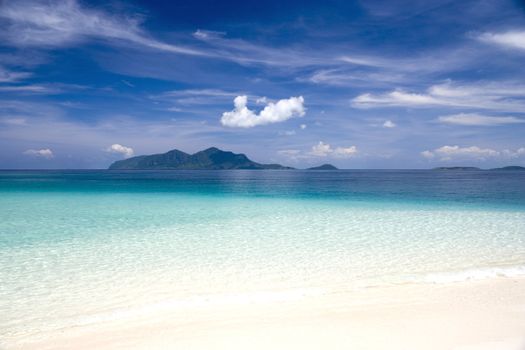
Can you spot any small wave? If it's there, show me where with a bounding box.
[416,265,525,284]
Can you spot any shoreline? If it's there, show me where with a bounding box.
[8,277,525,350]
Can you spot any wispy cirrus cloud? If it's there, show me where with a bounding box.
[0,66,31,82]
[155,89,240,105]
[0,82,89,95]
[437,113,525,126]
[352,81,525,112]
[478,30,525,51]
[0,84,60,94]
[0,0,206,55]
[149,89,247,113]
[303,46,477,87]
[0,117,27,126]
[192,29,327,68]
[0,0,330,70]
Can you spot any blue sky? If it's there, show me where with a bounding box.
[0,0,524,169]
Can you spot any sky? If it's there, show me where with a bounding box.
[0,0,525,169]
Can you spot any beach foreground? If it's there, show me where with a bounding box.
[2,170,524,349]
[13,277,525,350]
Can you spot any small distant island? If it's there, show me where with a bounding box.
[433,166,525,171]
[492,166,525,171]
[307,164,338,170]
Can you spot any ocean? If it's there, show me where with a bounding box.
[1,169,524,346]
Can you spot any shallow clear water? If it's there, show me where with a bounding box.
[1,170,524,345]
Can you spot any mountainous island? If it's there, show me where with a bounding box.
[307,164,338,170]
[109,147,295,170]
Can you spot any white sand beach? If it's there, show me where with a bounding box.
[13,277,525,350]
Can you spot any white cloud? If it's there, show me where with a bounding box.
[23,148,53,158]
[256,97,268,104]
[383,120,396,128]
[421,150,434,159]
[479,30,525,51]
[423,145,525,161]
[300,124,307,129]
[502,147,525,158]
[192,29,225,40]
[310,141,358,158]
[421,145,501,161]
[352,81,525,112]
[437,113,525,126]
[333,146,358,157]
[310,141,333,157]
[303,67,410,87]
[106,144,134,158]
[152,89,248,108]
[221,95,305,128]
[353,90,440,108]
[339,55,385,67]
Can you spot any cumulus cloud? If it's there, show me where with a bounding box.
[220,95,305,128]
[502,147,525,158]
[478,30,525,51]
[23,148,53,158]
[310,141,333,157]
[420,145,525,161]
[310,141,358,158]
[437,113,524,126]
[300,124,307,129]
[334,146,358,157]
[106,144,134,158]
[421,150,435,159]
[352,81,525,112]
[278,142,358,161]
[383,120,396,128]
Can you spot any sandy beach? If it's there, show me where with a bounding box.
[11,277,525,350]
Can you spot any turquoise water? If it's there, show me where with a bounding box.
[1,170,525,346]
